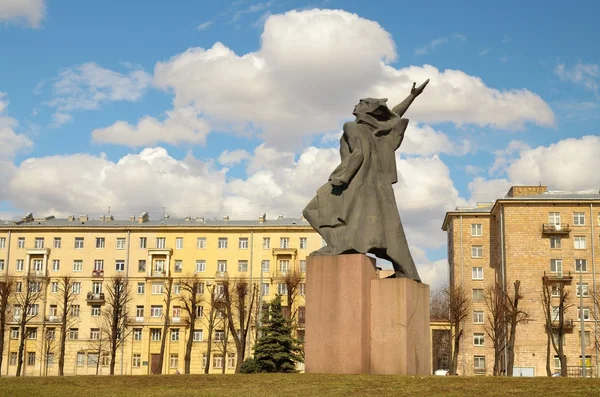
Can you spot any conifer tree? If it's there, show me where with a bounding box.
[252,295,302,373]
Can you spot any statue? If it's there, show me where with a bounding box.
[302,79,430,282]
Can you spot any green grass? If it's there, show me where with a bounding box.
[1,374,600,397]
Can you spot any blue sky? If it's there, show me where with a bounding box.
[1,0,599,288]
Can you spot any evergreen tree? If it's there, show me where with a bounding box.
[252,295,302,373]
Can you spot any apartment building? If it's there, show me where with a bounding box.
[443,185,600,377]
[0,212,320,376]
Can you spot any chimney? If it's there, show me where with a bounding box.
[138,212,149,223]
[21,213,34,223]
[506,185,548,197]
[129,215,136,221]
[223,215,230,221]
[67,215,75,222]
[195,216,204,222]
[99,215,105,221]
[278,214,284,220]
[259,213,266,223]
[79,215,88,222]
[185,216,192,221]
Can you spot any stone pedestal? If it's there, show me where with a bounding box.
[305,254,430,375]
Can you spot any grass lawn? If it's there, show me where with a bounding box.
[1,374,600,397]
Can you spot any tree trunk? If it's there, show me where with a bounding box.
[58,302,68,376]
[159,279,173,374]
[184,323,194,374]
[0,309,5,377]
[16,319,27,376]
[451,328,461,375]
[545,328,552,376]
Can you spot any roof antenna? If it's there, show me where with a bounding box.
[162,207,166,219]
[108,206,111,215]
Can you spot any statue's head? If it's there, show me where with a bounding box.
[353,98,395,120]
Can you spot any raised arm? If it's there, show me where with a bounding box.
[392,79,429,117]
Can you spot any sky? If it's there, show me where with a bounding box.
[1,0,599,289]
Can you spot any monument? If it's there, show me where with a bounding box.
[303,80,431,375]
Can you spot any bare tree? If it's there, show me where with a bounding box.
[222,278,258,372]
[202,283,221,374]
[541,280,571,377]
[430,287,450,321]
[178,275,203,374]
[213,314,231,374]
[283,271,302,321]
[157,277,174,374]
[505,280,529,376]
[430,286,451,372]
[0,277,15,377]
[448,285,469,376]
[56,276,77,376]
[14,276,44,376]
[43,328,58,376]
[102,275,131,375]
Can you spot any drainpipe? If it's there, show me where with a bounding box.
[248,230,254,358]
[500,205,507,376]
[459,215,464,375]
[590,203,598,377]
[4,231,9,376]
[122,229,131,376]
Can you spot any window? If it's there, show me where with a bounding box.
[155,260,165,274]
[92,282,102,294]
[49,305,57,316]
[473,311,484,324]
[170,354,179,368]
[152,283,164,295]
[299,260,306,273]
[27,352,36,366]
[471,245,483,258]
[474,356,485,373]
[29,282,41,293]
[280,237,290,248]
[53,238,61,249]
[137,282,145,294]
[75,352,85,367]
[116,238,126,250]
[9,352,17,366]
[551,285,560,297]
[174,260,182,273]
[213,354,223,369]
[263,237,270,249]
[172,306,181,319]
[32,259,43,272]
[90,328,100,340]
[300,237,307,249]
[13,305,21,319]
[115,260,125,272]
[215,330,225,341]
[171,329,180,341]
[136,306,144,319]
[217,260,227,273]
[574,236,586,249]
[577,283,589,297]
[576,259,588,272]
[15,281,22,292]
[91,306,101,316]
[472,289,484,302]
[0,260,4,271]
[94,260,104,271]
[471,224,482,236]
[133,329,142,341]
[548,212,561,226]
[17,237,25,248]
[228,353,236,369]
[574,212,585,226]
[34,238,44,249]
[156,237,166,249]
[578,307,590,321]
[473,333,484,346]
[88,353,98,367]
[139,237,147,249]
[132,354,141,367]
[173,283,180,294]
[74,237,84,249]
[73,260,83,272]
[69,328,79,340]
[196,260,206,273]
[238,260,248,272]
[72,282,81,294]
[138,260,146,272]
[16,259,23,272]
[299,283,306,296]
[239,238,248,249]
[218,238,228,249]
[279,260,289,274]
[196,305,204,318]
[550,259,562,275]
[261,260,270,272]
[47,352,55,367]
[52,260,60,271]
[27,304,39,316]
[71,305,80,317]
[0,237,5,248]
[10,328,19,339]
[197,237,206,249]
[278,283,288,295]
[96,237,105,249]
[261,283,269,296]
[580,331,591,347]
[472,267,483,280]
[202,354,207,368]
[550,236,561,249]
[151,305,163,317]
[176,237,183,250]
[151,329,161,341]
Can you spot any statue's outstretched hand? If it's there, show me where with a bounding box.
[411,79,430,97]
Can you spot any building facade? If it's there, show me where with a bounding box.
[443,186,600,377]
[0,212,320,376]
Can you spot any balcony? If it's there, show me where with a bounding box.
[92,269,104,278]
[149,271,168,278]
[215,271,229,280]
[551,318,575,330]
[543,271,573,284]
[272,248,297,257]
[135,316,144,323]
[26,248,50,256]
[86,292,105,304]
[542,224,571,235]
[45,315,61,323]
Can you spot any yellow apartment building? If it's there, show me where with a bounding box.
[443,185,600,377]
[0,212,320,376]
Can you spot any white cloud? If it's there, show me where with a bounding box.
[91,107,210,147]
[414,37,448,56]
[230,1,273,24]
[453,33,467,43]
[48,62,152,111]
[464,165,483,175]
[49,112,73,128]
[489,139,531,175]
[196,20,213,30]
[399,124,471,156]
[467,177,512,203]
[0,93,33,160]
[556,62,599,93]
[0,0,45,28]
[151,9,554,148]
[218,149,250,166]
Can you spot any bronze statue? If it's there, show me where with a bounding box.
[303,79,430,281]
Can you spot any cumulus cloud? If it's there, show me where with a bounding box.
[0,0,45,28]
[92,107,210,147]
[399,124,471,156]
[0,93,33,160]
[196,21,212,30]
[48,62,152,111]
[149,9,554,149]
[414,37,448,56]
[49,112,74,128]
[556,62,599,93]
[218,149,251,166]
